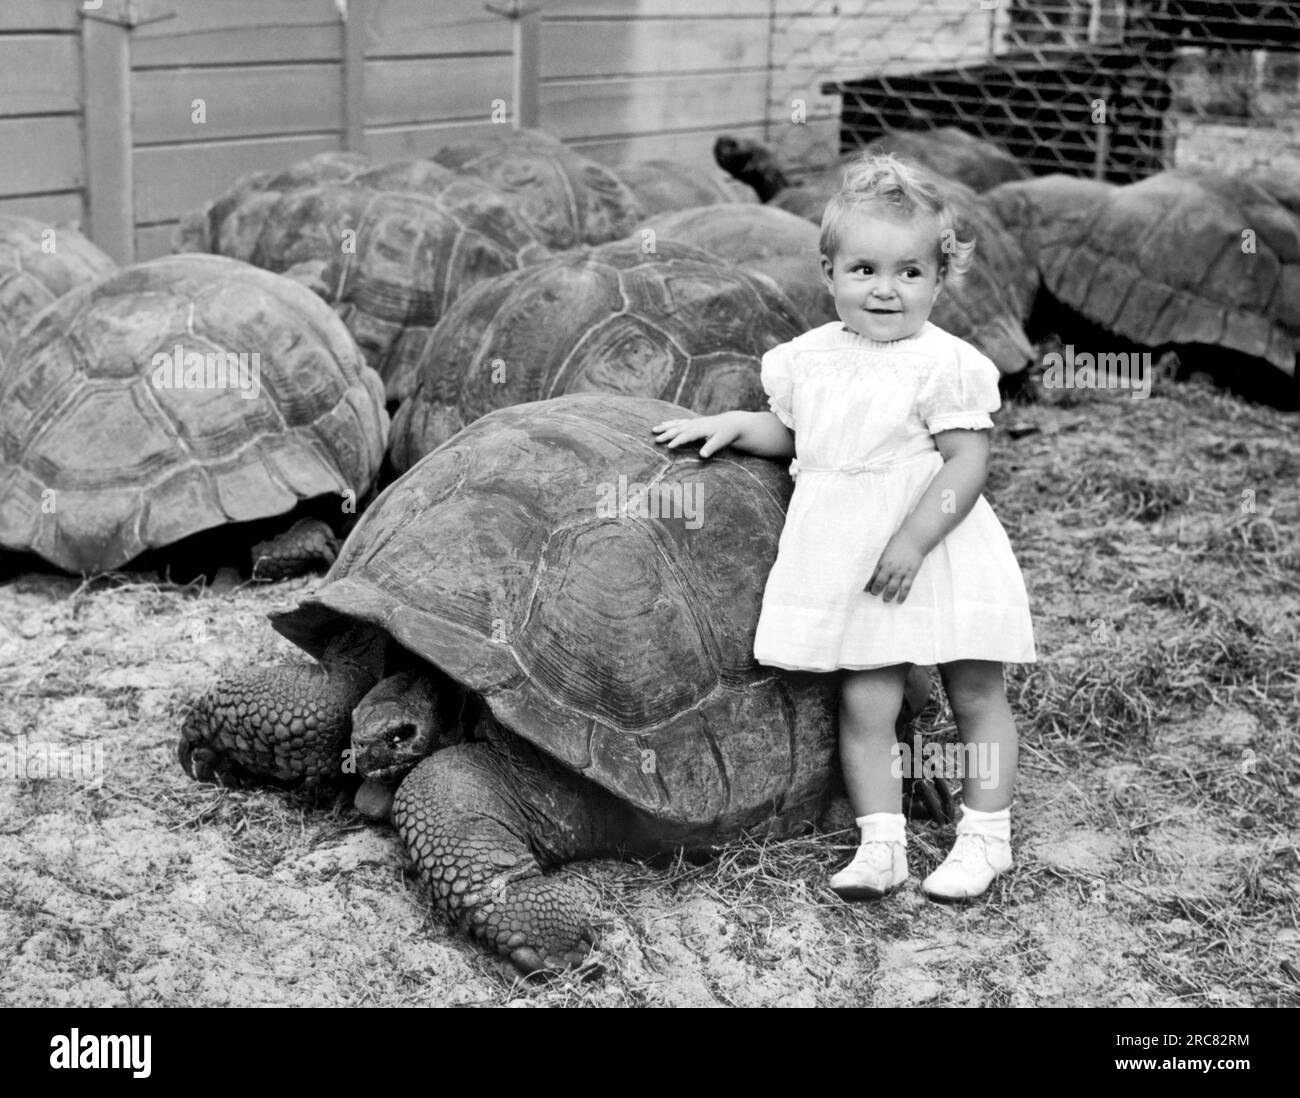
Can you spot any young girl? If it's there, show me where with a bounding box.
[652,154,1035,902]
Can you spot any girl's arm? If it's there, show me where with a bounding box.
[866,428,990,602]
[652,410,794,460]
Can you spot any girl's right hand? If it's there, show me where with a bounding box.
[652,413,741,459]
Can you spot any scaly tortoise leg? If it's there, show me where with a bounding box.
[251,517,340,582]
[392,737,627,975]
[178,662,374,789]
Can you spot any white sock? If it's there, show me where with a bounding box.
[956,804,1011,843]
[855,811,906,845]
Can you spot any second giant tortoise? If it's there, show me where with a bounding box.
[178,394,931,973]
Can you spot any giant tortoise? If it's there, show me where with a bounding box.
[431,129,644,249]
[0,216,116,372]
[385,238,807,471]
[174,162,551,400]
[177,393,932,973]
[986,170,1300,382]
[0,254,387,576]
[173,151,372,258]
[276,181,550,400]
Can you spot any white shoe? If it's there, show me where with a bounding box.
[829,840,908,900]
[922,832,1013,902]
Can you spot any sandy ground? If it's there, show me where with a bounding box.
[1,374,1297,1007]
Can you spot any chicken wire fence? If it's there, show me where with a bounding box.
[769,0,1300,182]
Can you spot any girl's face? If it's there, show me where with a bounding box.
[820,207,944,342]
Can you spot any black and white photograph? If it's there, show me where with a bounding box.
[0,0,1295,1034]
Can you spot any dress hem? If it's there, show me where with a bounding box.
[756,652,1038,673]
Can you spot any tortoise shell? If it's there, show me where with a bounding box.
[177,169,550,401]
[984,174,1116,272]
[386,238,806,471]
[769,178,838,223]
[278,183,550,399]
[431,129,644,249]
[635,204,835,326]
[177,156,466,269]
[870,128,1031,193]
[990,171,1300,374]
[173,151,372,257]
[0,216,116,370]
[273,393,836,837]
[0,254,388,573]
[613,158,759,215]
[929,179,1038,374]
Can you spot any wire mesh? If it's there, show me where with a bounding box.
[768,0,1300,183]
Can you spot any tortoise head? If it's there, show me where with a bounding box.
[350,669,465,781]
[712,135,788,201]
[350,669,469,821]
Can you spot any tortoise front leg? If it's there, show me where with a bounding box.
[178,662,372,788]
[250,517,340,581]
[393,739,626,974]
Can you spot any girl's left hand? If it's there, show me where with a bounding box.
[866,531,925,602]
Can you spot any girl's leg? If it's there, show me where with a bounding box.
[924,659,1017,901]
[830,665,910,900]
[938,659,1017,810]
[838,664,910,816]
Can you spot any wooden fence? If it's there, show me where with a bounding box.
[0,2,85,228]
[0,0,1001,264]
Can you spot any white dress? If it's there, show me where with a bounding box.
[752,320,1037,671]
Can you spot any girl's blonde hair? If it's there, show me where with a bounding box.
[819,151,975,282]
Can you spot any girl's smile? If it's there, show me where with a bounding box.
[820,209,944,342]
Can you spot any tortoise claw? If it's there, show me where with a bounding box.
[178,734,254,789]
[507,938,598,979]
[507,924,596,977]
[933,777,955,823]
[907,777,955,825]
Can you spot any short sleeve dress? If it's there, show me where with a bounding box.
[752,320,1036,671]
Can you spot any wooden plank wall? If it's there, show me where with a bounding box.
[131,0,513,259]
[0,2,84,226]
[540,0,775,169]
